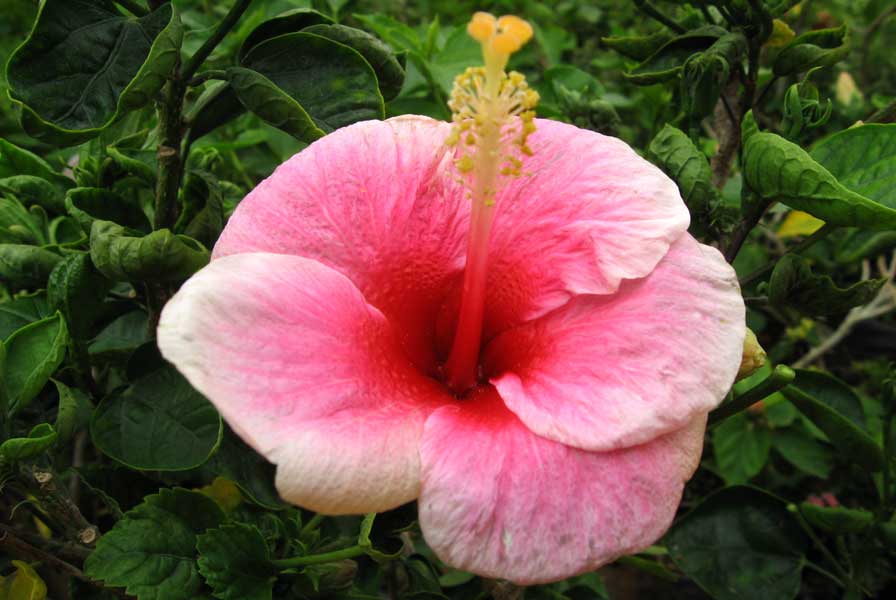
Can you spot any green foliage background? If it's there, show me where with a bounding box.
[1,1,896,599]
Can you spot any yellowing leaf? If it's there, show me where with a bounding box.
[766,19,796,48]
[0,561,48,600]
[198,477,243,512]
[778,211,824,238]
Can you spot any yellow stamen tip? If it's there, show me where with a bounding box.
[495,15,533,51]
[468,12,497,43]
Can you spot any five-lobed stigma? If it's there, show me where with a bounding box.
[447,12,539,202]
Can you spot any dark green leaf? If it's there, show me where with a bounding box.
[681,33,747,120]
[772,428,833,478]
[89,220,209,282]
[3,312,68,414]
[667,486,807,600]
[713,413,771,484]
[84,488,224,600]
[107,146,157,184]
[742,131,896,229]
[0,244,62,288]
[798,503,873,534]
[648,125,719,233]
[186,82,244,144]
[91,365,222,471]
[66,187,149,233]
[810,124,896,209]
[53,379,93,443]
[7,1,183,145]
[623,26,727,85]
[180,171,225,248]
[227,67,324,143]
[201,428,283,510]
[768,254,885,316]
[196,523,276,600]
[303,24,404,101]
[48,253,110,339]
[773,25,849,77]
[0,423,57,462]
[235,32,385,137]
[782,369,884,471]
[0,293,50,340]
[239,8,333,61]
[88,310,149,359]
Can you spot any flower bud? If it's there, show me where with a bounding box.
[737,328,766,380]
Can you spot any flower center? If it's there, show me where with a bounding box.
[442,12,538,395]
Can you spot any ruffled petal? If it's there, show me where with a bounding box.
[485,234,744,452]
[214,116,467,371]
[480,118,691,335]
[419,386,706,584]
[157,253,452,514]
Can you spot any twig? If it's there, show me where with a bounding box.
[794,251,896,368]
[181,0,255,80]
[633,0,686,33]
[0,523,90,562]
[29,467,99,546]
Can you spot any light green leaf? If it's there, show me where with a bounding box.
[91,366,222,471]
[712,413,771,484]
[810,124,896,208]
[742,131,896,229]
[7,0,183,145]
[196,523,276,600]
[0,423,57,462]
[773,25,849,77]
[84,488,224,600]
[0,244,62,289]
[0,138,73,189]
[623,26,727,85]
[0,175,65,213]
[3,312,68,415]
[89,220,209,282]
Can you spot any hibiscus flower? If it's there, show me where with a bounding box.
[158,12,745,584]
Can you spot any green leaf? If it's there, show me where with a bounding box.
[773,25,849,77]
[234,32,384,138]
[768,254,885,316]
[742,131,896,230]
[48,253,110,339]
[196,523,277,600]
[7,0,183,145]
[107,146,157,184]
[0,197,46,245]
[798,502,873,534]
[667,486,807,600]
[428,25,480,94]
[0,423,57,462]
[201,428,283,510]
[91,365,222,471]
[53,378,93,443]
[0,138,73,189]
[601,30,675,61]
[0,244,62,289]
[66,187,149,233]
[358,513,401,563]
[88,310,149,359]
[227,67,324,143]
[303,24,404,101]
[712,413,771,484]
[89,220,209,282]
[185,81,245,144]
[180,170,225,248]
[648,125,719,233]
[772,427,833,478]
[782,369,884,471]
[681,33,747,120]
[0,175,65,213]
[84,488,224,600]
[810,124,896,208]
[239,8,333,61]
[0,293,50,340]
[353,13,423,56]
[3,312,68,415]
[623,26,727,85]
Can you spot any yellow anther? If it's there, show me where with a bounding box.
[455,155,475,173]
[468,12,497,43]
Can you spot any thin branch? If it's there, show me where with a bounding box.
[182,0,255,80]
[634,0,686,33]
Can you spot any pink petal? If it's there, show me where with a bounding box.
[479,118,691,336]
[214,116,468,372]
[157,253,452,514]
[485,234,744,452]
[419,386,706,584]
